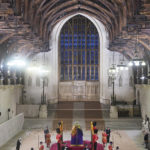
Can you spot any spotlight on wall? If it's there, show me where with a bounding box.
[27,65,50,75]
[7,54,27,68]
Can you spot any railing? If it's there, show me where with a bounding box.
[0,113,24,147]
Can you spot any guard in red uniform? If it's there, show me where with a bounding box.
[92,129,98,150]
[46,132,51,147]
[56,128,62,150]
[102,130,107,147]
[108,142,113,150]
[39,141,44,150]
[58,121,63,142]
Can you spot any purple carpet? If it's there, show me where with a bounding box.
[50,141,104,150]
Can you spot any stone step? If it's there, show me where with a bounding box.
[48,101,105,109]
[104,118,142,130]
[48,102,110,120]
[48,110,109,119]
[23,118,142,130]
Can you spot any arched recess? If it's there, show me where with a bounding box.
[58,15,99,101]
[48,13,109,103]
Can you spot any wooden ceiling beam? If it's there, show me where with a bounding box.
[42,5,115,41]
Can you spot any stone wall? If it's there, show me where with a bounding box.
[136,84,150,119]
[0,85,23,124]
[23,13,135,104]
[16,104,40,118]
[0,113,24,148]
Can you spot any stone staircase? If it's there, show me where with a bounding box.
[29,102,143,131]
[47,101,107,130]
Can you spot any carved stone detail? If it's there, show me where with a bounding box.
[59,81,99,101]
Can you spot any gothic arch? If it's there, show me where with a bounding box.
[49,12,109,102]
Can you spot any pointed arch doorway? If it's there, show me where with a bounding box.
[58,15,100,101]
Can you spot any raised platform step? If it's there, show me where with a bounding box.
[48,102,110,120]
[48,101,107,109]
[23,118,142,130]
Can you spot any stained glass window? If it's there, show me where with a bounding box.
[59,15,99,81]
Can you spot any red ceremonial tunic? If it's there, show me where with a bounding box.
[39,145,44,150]
[92,134,98,144]
[102,132,107,144]
[46,133,51,146]
[93,126,97,130]
[108,145,113,150]
[56,134,62,143]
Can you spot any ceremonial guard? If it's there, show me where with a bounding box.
[102,130,107,147]
[58,121,63,142]
[108,142,113,150]
[92,129,98,150]
[46,132,51,147]
[44,126,49,143]
[56,128,62,150]
[39,141,44,150]
[91,121,97,142]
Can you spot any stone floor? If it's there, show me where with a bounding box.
[1,129,146,150]
[0,102,144,150]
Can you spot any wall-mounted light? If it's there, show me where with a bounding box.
[117,53,128,71]
[140,75,150,80]
[128,59,146,67]
[128,35,146,67]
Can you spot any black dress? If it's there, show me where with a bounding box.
[16,140,21,150]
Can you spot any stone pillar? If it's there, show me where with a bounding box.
[110,105,118,119]
[39,105,47,119]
